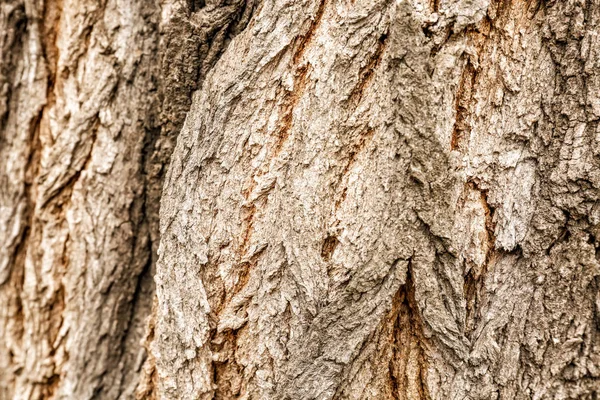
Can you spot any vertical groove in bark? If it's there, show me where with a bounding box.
[462,180,497,337]
[450,60,476,151]
[388,261,431,400]
[348,32,388,107]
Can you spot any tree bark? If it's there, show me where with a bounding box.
[1,0,600,399]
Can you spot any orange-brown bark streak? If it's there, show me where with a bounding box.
[237,0,327,259]
[387,262,431,400]
[459,0,537,336]
[211,2,329,395]
[451,60,476,150]
[348,33,388,107]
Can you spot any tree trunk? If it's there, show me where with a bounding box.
[1,0,599,399]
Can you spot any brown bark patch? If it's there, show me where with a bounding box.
[467,180,496,249]
[40,117,97,208]
[452,0,540,151]
[269,0,326,158]
[348,32,388,107]
[273,64,310,159]
[42,0,63,80]
[42,374,61,400]
[321,235,339,262]
[451,60,476,151]
[341,127,375,178]
[387,261,431,400]
[231,244,267,300]
[292,0,327,65]
[209,247,266,398]
[238,203,257,257]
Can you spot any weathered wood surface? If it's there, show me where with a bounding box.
[1,0,599,399]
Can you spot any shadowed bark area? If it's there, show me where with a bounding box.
[1,0,600,399]
[387,262,431,400]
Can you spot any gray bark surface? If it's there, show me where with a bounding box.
[1,0,599,399]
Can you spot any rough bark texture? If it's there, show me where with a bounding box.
[1,0,599,399]
[0,0,253,397]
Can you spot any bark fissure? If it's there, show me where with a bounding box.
[388,260,431,400]
[450,59,476,151]
[334,127,376,214]
[348,32,388,107]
